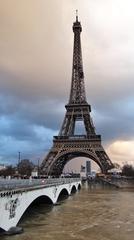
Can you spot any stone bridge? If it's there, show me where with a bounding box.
[0,178,81,232]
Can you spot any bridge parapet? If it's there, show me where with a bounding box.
[0,178,80,191]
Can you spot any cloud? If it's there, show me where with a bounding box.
[107,140,134,166]
[0,119,57,165]
[0,0,134,168]
[92,97,134,142]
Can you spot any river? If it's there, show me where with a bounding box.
[2,183,134,240]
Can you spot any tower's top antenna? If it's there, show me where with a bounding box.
[76,9,78,22]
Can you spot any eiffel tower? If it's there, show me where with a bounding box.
[41,12,114,176]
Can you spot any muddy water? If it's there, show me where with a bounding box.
[2,184,134,240]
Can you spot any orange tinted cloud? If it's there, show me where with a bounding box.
[107,140,134,166]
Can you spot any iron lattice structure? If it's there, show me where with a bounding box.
[41,14,114,176]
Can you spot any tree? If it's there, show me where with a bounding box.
[17,159,34,176]
[0,165,15,177]
[6,165,15,176]
[122,164,134,177]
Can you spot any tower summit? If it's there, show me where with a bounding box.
[69,10,86,104]
[76,9,78,22]
[41,14,114,176]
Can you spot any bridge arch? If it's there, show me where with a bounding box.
[57,188,69,202]
[71,185,77,194]
[18,195,53,225]
[16,194,54,228]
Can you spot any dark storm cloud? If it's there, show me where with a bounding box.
[92,95,134,142]
[0,92,64,131]
[95,114,134,142]
[0,0,134,165]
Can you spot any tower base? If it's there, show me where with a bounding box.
[41,135,114,176]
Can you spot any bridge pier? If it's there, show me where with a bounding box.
[0,178,81,232]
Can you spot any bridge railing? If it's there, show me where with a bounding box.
[0,178,81,191]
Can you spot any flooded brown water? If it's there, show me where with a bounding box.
[2,183,134,240]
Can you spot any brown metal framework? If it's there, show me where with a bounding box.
[41,14,114,176]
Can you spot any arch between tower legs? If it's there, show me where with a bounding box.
[51,150,104,175]
[42,146,113,176]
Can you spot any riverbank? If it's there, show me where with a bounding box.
[87,177,134,189]
[110,177,134,188]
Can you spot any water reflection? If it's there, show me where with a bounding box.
[2,183,134,240]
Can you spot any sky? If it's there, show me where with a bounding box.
[0,0,134,170]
